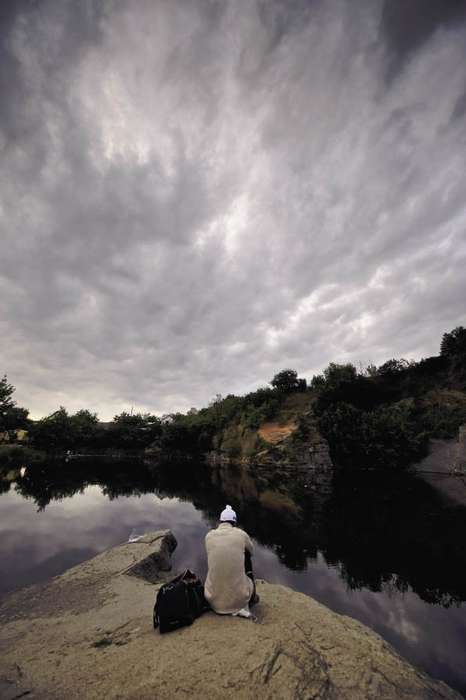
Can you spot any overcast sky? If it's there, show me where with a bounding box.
[1,0,466,420]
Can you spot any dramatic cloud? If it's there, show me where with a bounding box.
[1,0,466,419]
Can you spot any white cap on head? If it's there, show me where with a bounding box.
[220,505,237,522]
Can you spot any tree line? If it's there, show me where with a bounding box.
[1,326,465,468]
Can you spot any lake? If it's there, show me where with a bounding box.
[1,457,466,697]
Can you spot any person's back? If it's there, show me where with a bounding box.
[204,505,254,615]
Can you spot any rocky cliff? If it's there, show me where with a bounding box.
[207,393,334,507]
[0,531,461,700]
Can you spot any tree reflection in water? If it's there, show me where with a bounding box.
[10,457,466,608]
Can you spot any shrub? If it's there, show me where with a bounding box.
[416,391,466,439]
[318,400,427,470]
[270,369,307,393]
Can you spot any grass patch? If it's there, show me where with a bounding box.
[92,637,113,648]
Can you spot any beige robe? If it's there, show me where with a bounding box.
[204,523,254,614]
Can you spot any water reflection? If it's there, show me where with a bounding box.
[4,458,466,606]
[1,458,466,696]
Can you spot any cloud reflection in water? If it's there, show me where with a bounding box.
[1,464,466,696]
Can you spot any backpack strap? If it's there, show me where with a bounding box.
[153,596,160,628]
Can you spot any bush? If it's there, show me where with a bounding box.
[270,369,307,393]
[159,413,213,455]
[318,402,366,467]
[318,400,427,470]
[416,391,466,439]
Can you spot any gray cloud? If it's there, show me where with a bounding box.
[1,0,466,419]
[380,0,466,79]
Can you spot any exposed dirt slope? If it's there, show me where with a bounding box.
[258,420,297,444]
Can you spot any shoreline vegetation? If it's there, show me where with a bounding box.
[1,326,465,472]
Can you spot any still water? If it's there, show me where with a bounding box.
[1,458,466,697]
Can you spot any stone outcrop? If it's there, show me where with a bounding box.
[125,531,177,583]
[0,531,461,700]
[208,409,334,507]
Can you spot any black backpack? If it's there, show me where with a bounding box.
[153,569,209,634]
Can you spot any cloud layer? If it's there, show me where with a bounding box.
[1,0,466,419]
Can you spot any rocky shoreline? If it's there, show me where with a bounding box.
[0,531,461,699]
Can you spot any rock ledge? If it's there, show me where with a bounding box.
[0,531,461,700]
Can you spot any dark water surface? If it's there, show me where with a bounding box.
[1,458,466,697]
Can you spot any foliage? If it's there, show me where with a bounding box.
[70,410,100,445]
[172,388,286,453]
[311,362,357,395]
[159,413,210,454]
[415,390,466,439]
[29,407,74,450]
[323,362,357,387]
[4,324,466,464]
[440,326,466,383]
[310,331,466,471]
[318,402,365,467]
[0,375,15,414]
[365,401,428,469]
[319,400,427,470]
[315,374,386,413]
[440,326,466,358]
[109,412,162,449]
[0,375,30,433]
[270,369,306,393]
[30,407,101,450]
[376,358,413,376]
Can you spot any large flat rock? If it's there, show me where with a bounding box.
[0,532,461,700]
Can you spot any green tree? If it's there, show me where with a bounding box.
[30,408,102,450]
[69,410,99,447]
[318,400,427,470]
[323,362,357,388]
[376,358,412,376]
[310,374,326,391]
[29,407,74,450]
[0,375,29,433]
[440,326,466,358]
[311,363,358,393]
[270,369,306,393]
[110,412,162,449]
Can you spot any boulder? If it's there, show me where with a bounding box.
[125,530,177,583]
[0,532,461,700]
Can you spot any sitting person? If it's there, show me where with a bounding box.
[204,505,259,616]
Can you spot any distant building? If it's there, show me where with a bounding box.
[0,428,29,443]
